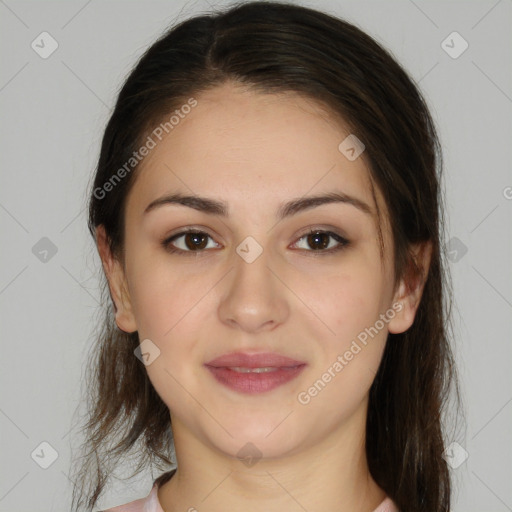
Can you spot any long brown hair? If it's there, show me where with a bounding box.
[70,2,464,510]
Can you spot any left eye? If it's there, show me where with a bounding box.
[292,230,349,252]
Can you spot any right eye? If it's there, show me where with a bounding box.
[161,229,221,254]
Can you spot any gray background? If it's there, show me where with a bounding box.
[0,0,511,510]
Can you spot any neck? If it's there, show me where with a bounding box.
[158,403,386,512]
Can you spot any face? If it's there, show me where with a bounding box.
[98,81,428,463]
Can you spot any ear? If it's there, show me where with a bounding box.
[387,240,432,334]
[95,225,137,333]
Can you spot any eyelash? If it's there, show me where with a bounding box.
[161,227,350,256]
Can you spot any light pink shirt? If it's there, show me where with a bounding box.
[104,482,399,512]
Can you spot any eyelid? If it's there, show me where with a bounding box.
[163,225,219,242]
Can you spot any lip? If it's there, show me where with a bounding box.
[204,351,307,394]
[205,351,305,368]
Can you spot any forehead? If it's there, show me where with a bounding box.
[126,82,384,224]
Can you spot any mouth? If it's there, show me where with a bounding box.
[204,352,306,394]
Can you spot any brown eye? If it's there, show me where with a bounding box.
[293,230,349,253]
[183,232,209,250]
[162,230,219,253]
[306,232,330,250]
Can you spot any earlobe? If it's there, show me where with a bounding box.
[95,225,138,333]
[387,241,432,335]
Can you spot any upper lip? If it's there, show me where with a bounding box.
[205,352,306,368]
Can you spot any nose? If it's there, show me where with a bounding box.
[217,241,290,333]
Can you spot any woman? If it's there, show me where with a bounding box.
[70,2,462,511]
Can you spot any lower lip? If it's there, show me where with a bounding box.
[205,365,306,394]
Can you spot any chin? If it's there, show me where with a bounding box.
[206,418,306,463]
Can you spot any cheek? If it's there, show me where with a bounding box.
[293,259,389,389]
[293,261,386,344]
[296,271,388,419]
[127,251,211,339]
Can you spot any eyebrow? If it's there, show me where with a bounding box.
[143,190,373,219]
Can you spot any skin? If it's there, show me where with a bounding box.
[97,81,431,512]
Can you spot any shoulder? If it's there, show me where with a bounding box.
[102,469,176,511]
[372,496,399,512]
[101,483,158,511]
